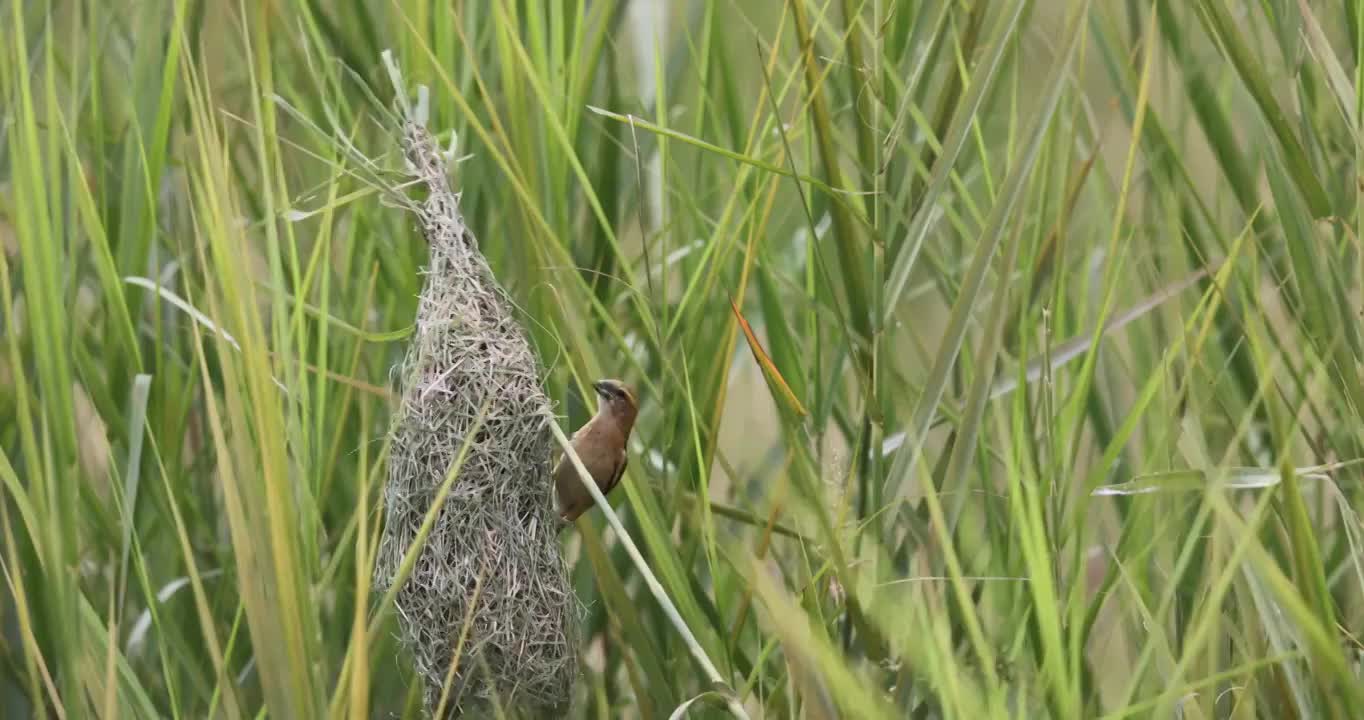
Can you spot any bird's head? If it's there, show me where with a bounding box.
[592,378,638,427]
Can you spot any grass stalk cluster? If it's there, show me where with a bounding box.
[3,0,1364,717]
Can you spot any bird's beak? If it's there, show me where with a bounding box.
[591,381,608,397]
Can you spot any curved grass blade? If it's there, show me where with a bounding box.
[729,296,807,417]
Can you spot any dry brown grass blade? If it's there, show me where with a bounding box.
[730,296,808,417]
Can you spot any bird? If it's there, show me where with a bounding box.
[553,378,638,525]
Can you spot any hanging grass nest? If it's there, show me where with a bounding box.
[374,116,578,716]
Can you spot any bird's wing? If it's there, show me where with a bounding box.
[602,453,627,495]
[557,472,590,522]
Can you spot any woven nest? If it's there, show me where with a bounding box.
[374,122,578,717]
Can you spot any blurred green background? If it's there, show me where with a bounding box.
[4,0,1364,717]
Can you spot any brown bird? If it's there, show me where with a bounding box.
[553,379,638,524]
